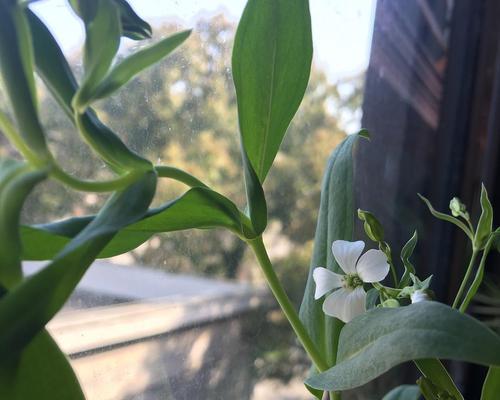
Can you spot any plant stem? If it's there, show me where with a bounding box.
[248,236,329,372]
[452,249,479,309]
[51,164,141,192]
[0,110,144,192]
[459,237,494,313]
[155,165,207,188]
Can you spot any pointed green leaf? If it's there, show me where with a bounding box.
[0,330,84,400]
[72,0,121,112]
[382,385,421,400]
[0,4,48,154]
[21,186,248,260]
[304,381,323,399]
[91,30,191,101]
[299,131,369,367]
[358,209,384,242]
[474,184,493,250]
[414,359,463,400]
[418,194,472,240]
[232,0,313,182]
[400,230,418,287]
[0,162,81,398]
[113,0,152,40]
[481,367,500,400]
[306,302,500,391]
[27,9,150,170]
[241,148,267,236]
[0,159,45,288]
[0,172,156,355]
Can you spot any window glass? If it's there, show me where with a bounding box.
[2,1,376,398]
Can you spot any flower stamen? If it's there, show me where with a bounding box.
[343,273,364,289]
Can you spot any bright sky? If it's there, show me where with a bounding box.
[30,0,376,82]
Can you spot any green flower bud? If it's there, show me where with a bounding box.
[449,197,468,219]
[358,209,384,242]
[381,298,400,308]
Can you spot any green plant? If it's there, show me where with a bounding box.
[0,1,499,399]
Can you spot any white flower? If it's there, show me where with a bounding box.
[313,240,389,323]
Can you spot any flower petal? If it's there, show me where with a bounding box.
[322,287,366,323]
[313,267,343,299]
[343,287,367,323]
[331,240,365,274]
[356,249,390,283]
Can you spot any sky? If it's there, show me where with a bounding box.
[30,0,376,83]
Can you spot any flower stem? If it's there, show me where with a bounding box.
[155,165,207,188]
[248,236,329,372]
[452,249,479,309]
[49,165,141,192]
[459,237,494,313]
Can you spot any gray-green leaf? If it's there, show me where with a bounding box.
[299,131,369,367]
[306,302,500,391]
[382,385,421,400]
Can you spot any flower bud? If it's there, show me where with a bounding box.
[411,289,431,303]
[358,209,384,242]
[381,298,400,308]
[449,197,468,219]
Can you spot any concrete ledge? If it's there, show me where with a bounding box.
[23,261,274,399]
[48,287,270,356]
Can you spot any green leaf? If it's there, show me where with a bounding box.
[414,359,463,400]
[417,377,440,400]
[72,0,121,112]
[304,381,323,399]
[232,0,313,182]
[21,186,248,260]
[113,0,152,40]
[0,4,48,154]
[91,30,191,101]
[474,184,493,250]
[27,9,150,171]
[0,172,156,355]
[0,162,84,398]
[481,366,500,400]
[418,194,473,240]
[382,385,421,400]
[0,159,45,288]
[0,330,84,400]
[241,148,267,236]
[400,230,418,287]
[299,131,369,368]
[358,209,384,242]
[306,302,500,391]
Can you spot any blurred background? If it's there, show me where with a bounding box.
[2,0,500,399]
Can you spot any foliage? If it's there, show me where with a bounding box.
[1,1,499,400]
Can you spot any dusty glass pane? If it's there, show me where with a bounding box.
[3,1,376,398]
